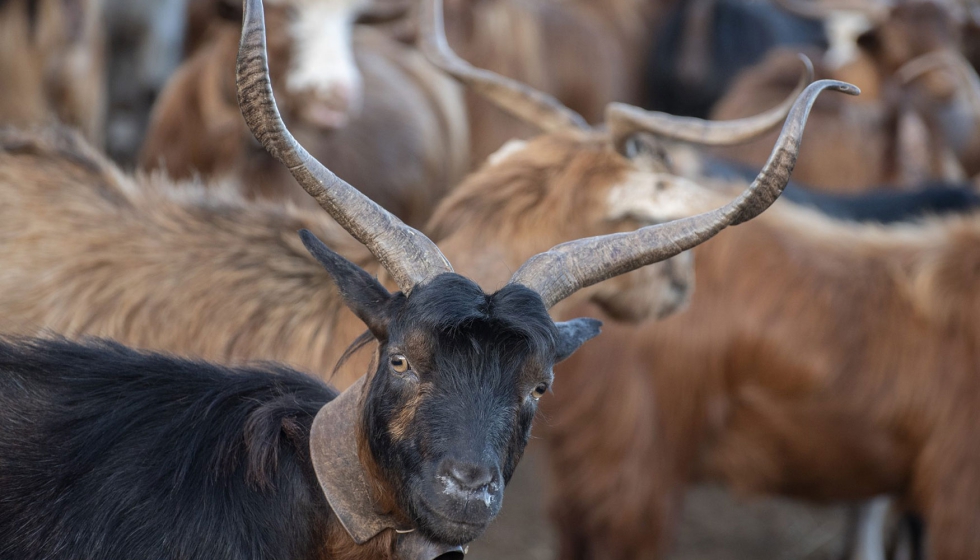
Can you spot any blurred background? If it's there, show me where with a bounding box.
[3,0,980,558]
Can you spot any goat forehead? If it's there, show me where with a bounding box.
[278,0,366,95]
[605,171,714,225]
[392,281,558,370]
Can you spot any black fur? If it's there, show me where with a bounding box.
[0,337,335,560]
[298,236,601,545]
[0,235,602,558]
[701,156,980,223]
[645,0,825,118]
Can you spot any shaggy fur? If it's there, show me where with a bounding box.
[542,197,980,560]
[0,126,697,388]
[0,336,389,560]
[0,127,374,386]
[0,0,105,143]
[141,7,469,228]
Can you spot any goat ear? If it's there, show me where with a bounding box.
[300,230,392,339]
[554,318,602,362]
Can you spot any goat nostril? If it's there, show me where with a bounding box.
[443,461,494,491]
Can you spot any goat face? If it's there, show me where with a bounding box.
[260,0,369,128]
[302,233,599,545]
[430,131,709,323]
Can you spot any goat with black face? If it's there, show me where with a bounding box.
[301,237,598,547]
[0,0,857,557]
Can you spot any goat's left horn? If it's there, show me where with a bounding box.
[418,0,589,132]
[606,54,814,151]
[237,0,453,294]
[509,79,860,309]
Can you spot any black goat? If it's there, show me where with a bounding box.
[0,250,599,560]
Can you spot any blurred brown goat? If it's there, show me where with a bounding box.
[714,0,980,192]
[0,0,850,389]
[0,0,105,143]
[438,0,663,164]
[542,190,980,560]
[141,0,469,227]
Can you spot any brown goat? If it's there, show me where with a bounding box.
[439,0,663,164]
[0,0,105,144]
[141,3,468,227]
[0,124,718,389]
[0,0,848,390]
[713,1,980,192]
[541,190,980,560]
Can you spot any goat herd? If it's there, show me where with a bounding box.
[0,0,978,558]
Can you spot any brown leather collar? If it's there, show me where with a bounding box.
[310,376,466,559]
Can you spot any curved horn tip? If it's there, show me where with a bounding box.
[824,81,861,97]
[796,53,815,82]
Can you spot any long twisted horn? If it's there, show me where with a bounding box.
[510,79,860,309]
[418,0,589,132]
[237,0,452,294]
[606,55,814,150]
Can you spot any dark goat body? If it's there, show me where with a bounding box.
[699,156,980,223]
[0,336,340,560]
[645,0,825,118]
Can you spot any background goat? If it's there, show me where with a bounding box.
[711,0,980,192]
[140,0,468,227]
[0,0,105,143]
[542,188,980,560]
[0,0,838,387]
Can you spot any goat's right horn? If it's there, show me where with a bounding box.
[509,80,860,309]
[606,54,814,151]
[418,0,589,132]
[237,0,452,295]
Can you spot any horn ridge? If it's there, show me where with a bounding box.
[510,79,861,309]
[237,0,453,294]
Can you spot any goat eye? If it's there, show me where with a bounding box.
[531,383,549,400]
[389,354,410,374]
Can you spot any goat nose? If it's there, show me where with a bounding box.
[440,460,494,491]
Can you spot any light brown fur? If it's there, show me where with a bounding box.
[141,8,469,228]
[0,0,105,144]
[0,126,699,389]
[542,196,980,560]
